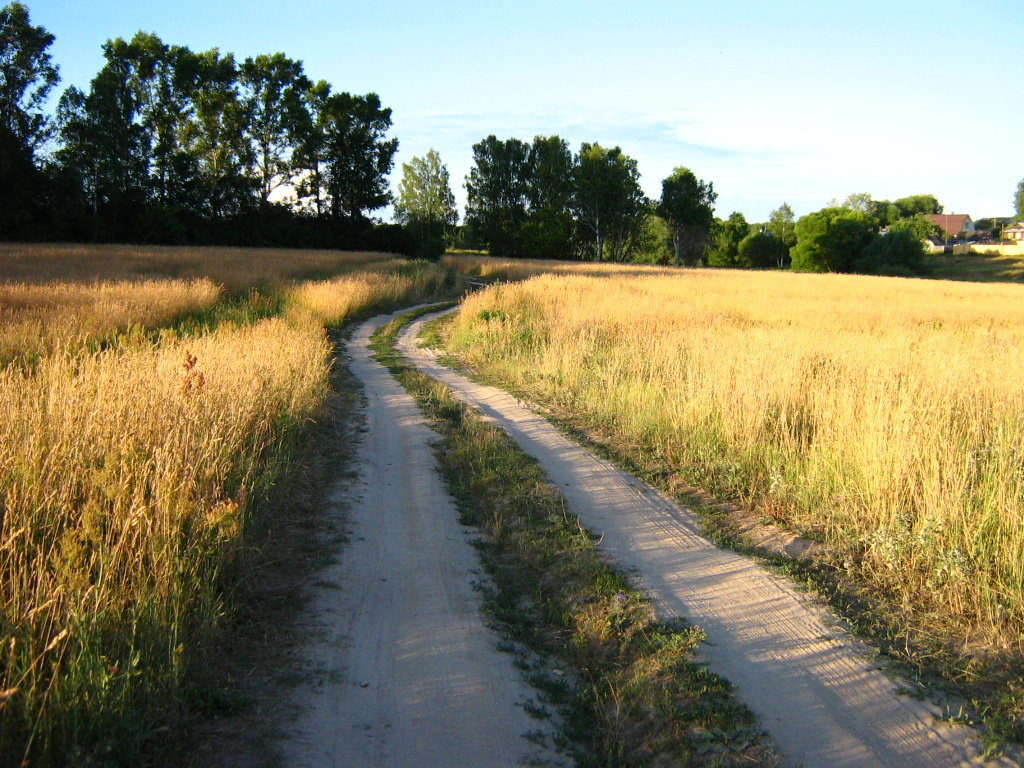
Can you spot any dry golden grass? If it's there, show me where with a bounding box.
[0,316,332,764]
[0,244,452,764]
[0,278,221,364]
[0,242,395,289]
[288,259,454,325]
[446,268,1024,660]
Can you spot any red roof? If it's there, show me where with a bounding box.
[926,214,971,237]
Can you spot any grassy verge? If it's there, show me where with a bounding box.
[369,308,778,768]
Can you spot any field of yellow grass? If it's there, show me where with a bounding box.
[445,268,1024,679]
[0,244,455,765]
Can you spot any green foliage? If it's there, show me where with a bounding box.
[1015,178,1024,219]
[706,211,750,267]
[738,231,789,269]
[464,135,531,256]
[790,207,873,272]
[572,142,647,261]
[657,166,717,266]
[767,203,796,247]
[0,2,59,239]
[627,212,674,264]
[318,90,397,220]
[894,193,942,218]
[853,230,925,276]
[0,1,58,156]
[524,135,574,259]
[888,214,940,242]
[395,148,458,259]
[50,29,397,243]
[239,52,311,205]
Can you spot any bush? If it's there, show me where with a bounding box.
[738,231,788,269]
[853,230,925,275]
[790,207,873,272]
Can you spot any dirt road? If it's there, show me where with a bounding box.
[276,309,557,768]
[398,309,1014,768]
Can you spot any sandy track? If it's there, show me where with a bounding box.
[399,309,1014,768]
[276,310,556,768]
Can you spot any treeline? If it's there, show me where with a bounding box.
[460,135,715,263]
[1,3,410,250]
[457,133,942,275]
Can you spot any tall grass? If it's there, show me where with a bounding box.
[0,245,455,764]
[445,270,1024,660]
[0,243,395,289]
[287,259,455,324]
[0,279,221,365]
[0,318,332,765]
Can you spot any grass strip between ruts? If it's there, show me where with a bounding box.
[369,306,779,768]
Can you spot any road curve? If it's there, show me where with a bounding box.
[277,309,556,768]
[398,308,1014,768]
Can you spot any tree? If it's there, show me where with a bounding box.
[572,142,647,261]
[0,1,58,237]
[738,231,788,268]
[767,202,796,247]
[853,230,925,276]
[464,135,531,256]
[395,148,458,259]
[888,214,940,242]
[56,50,150,232]
[626,209,673,264]
[0,1,58,157]
[707,211,750,267]
[1015,178,1024,219]
[893,194,942,217]
[841,192,874,214]
[239,52,310,206]
[319,91,397,221]
[790,207,873,272]
[522,135,575,259]
[657,166,717,266]
[293,79,331,217]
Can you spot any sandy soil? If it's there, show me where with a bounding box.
[274,309,559,768]
[399,309,1016,768]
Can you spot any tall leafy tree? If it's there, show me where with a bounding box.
[293,79,331,217]
[0,1,58,157]
[522,135,575,258]
[395,148,457,258]
[767,202,796,247]
[106,33,197,205]
[239,53,310,206]
[1014,178,1024,219]
[181,49,254,216]
[56,49,149,223]
[657,166,717,266]
[0,1,58,236]
[893,194,942,217]
[707,211,751,267]
[464,135,531,256]
[572,142,647,261]
[319,91,397,220]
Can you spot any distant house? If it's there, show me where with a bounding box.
[1003,222,1024,242]
[926,213,975,239]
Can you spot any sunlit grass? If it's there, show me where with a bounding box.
[445,269,1024,662]
[0,244,456,764]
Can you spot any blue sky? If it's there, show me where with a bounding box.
[27,0,1024,222]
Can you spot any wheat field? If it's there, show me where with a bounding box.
[0,244,454,765]
[446,269,1024,662]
